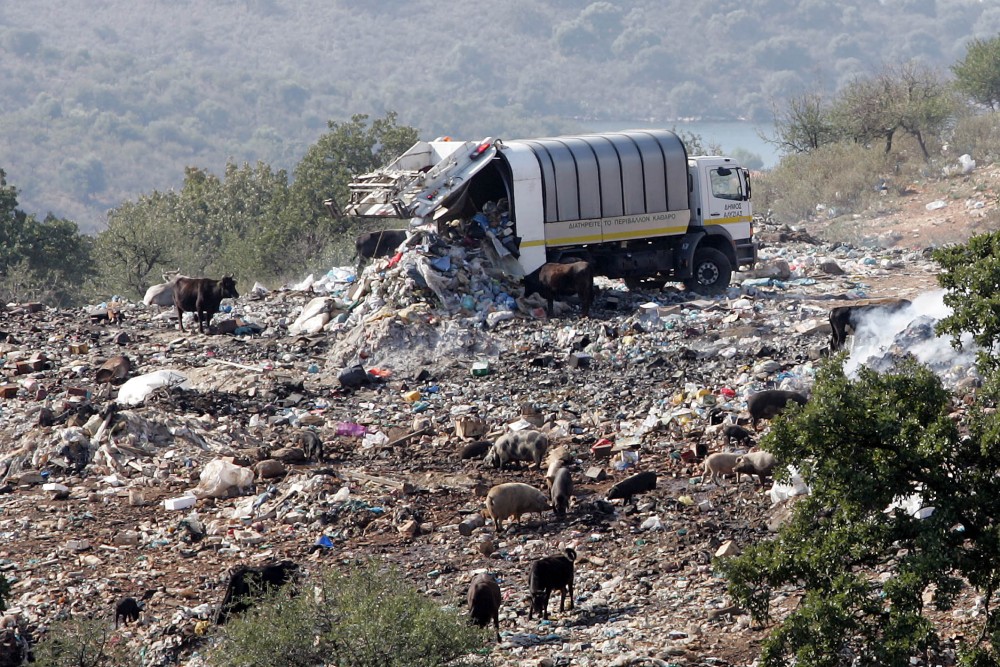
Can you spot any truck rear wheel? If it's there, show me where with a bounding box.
[684,247,732,294]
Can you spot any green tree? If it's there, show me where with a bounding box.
[173,161,291,278]
[208,561,487,667]
[719,357,1000,666]
[768,91,839,154]
[0,170,94,306]
[832,62,954,159]
[285,112,418,266]
[952,35,1000,110]
[93,192,179,298]
[33,615,134,667]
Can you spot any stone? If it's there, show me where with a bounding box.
[254,459,286,479]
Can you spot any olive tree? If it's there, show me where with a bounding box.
[832,62,955,159]
[952,34,1000,111]
[284,112,419,268]
[93,192,180,299]
[0,170,95,306]
[721,229,1000,665]
[767,91,839,154]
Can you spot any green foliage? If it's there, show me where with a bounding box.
[933,230,1000,373]
[32,615,134,667]
[0,170,95,307]
[2,1,996,229]
[88,111,419,297]
[719,357,1000,666]
[208,561,489,667]
[768,92,840,154]
[768,63,955,161]
[832,62,955,159]
[92,192,181,299]
[285,112,419,269]
[952,35,1000,111]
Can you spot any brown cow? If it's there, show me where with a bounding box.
[523,261,595,317]
[829,297,911,351]
[173,275,239,334]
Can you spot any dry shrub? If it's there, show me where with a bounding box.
[762,142,890,224]
[947,112,1000,163]
[208,561,490,667]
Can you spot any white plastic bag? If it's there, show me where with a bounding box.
[192,459,254,499]
[117,370,190,406]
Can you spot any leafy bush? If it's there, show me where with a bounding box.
[208,561,490,667]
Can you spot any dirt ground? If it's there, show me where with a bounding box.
[0,163,998,667]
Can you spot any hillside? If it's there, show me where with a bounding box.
[0,169,996,664]
[806,161,1000,251]
[0,0,996,231]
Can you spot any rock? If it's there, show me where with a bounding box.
[398,519,420,538]
[458,513,485,536]
[818,259,844,275]
[254,459,286,479]
[714,540,740,558]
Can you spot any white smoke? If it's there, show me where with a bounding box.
[844,290,979,387]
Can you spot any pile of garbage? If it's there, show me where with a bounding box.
[0,220,981,667]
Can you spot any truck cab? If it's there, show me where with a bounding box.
[688,156,756,274]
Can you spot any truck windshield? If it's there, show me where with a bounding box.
[710,168,743,201]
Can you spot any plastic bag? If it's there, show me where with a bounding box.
[192,459,254,499]
[117,370,190,406]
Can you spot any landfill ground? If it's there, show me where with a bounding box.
[1,166,998,667]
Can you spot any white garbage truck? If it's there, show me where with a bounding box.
[333,129,756,293]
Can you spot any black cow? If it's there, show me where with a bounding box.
[353,229,408,264]
[523,261,595,317]
[173,275,239,334]
[216,560,300,624]
[829,297,912,351]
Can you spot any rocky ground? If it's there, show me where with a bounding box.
[0,168,996,667]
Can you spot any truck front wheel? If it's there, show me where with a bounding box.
[684,247,732,294]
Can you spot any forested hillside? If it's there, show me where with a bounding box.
[0,0,996,231]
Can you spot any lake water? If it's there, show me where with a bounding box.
[581,120,780,169]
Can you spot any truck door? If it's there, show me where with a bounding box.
[705,165,750,227]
